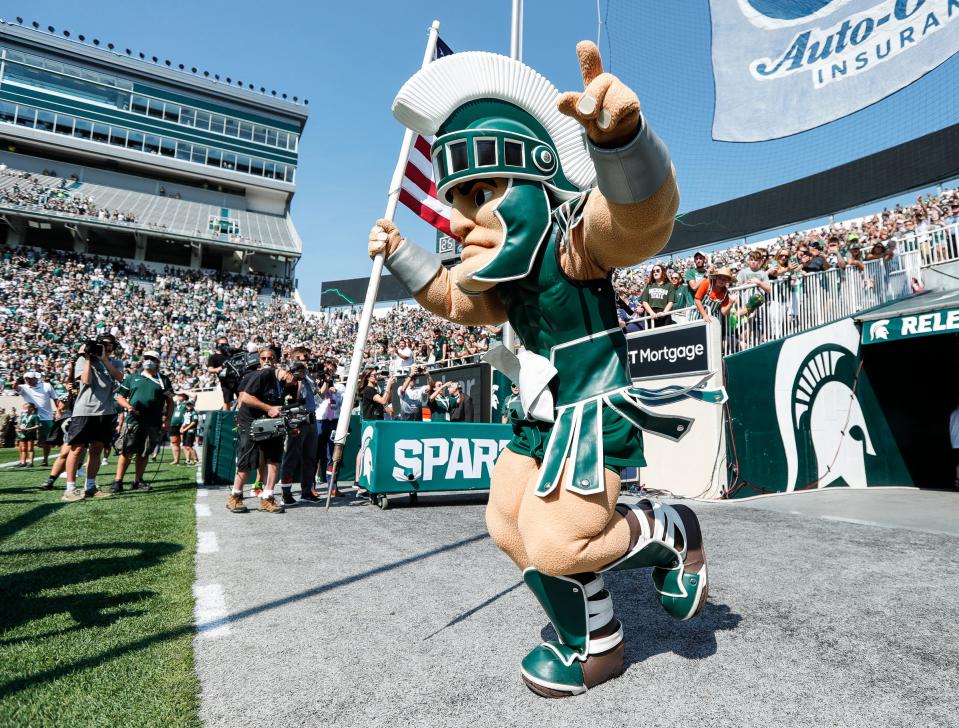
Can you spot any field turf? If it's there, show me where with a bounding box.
[0,449,200,728]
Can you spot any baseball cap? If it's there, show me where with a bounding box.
[24,371,39,379]
[289,361,307,374]
[143,350,161,360]
[693,251,706,260]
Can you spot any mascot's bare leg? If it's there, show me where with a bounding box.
[486,448,537,570]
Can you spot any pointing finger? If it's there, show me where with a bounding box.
[575,40,604,88]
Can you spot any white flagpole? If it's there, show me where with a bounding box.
[327,19,442,509]
[502,0,523,355]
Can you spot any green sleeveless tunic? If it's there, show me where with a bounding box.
[494,202,713,497]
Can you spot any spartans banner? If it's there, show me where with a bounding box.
[709,0,959,141]
[724,318,911,496]
[358,421,512,494]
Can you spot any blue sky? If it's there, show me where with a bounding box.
[6,1,956,308]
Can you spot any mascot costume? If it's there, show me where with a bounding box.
[369,42,723,698]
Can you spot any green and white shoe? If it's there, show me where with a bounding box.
[521,570,625,698]
[603,500,709,621]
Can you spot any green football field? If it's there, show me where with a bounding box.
[0,448,200,728]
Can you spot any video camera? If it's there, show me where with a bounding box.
[249,404,314,442]
[218,350,260,390]
[81,339,103,358]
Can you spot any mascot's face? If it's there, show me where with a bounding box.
[448,178,510,293]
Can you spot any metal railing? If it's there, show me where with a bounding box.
[722,249,922,355]
[892,221,959,269]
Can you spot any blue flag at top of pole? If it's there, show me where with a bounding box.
[435,35,454,59]
[709,0,959,141]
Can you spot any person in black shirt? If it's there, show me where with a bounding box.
[448,380,474,422]
[360,369,394,421]
[207,337,240,410]
[227,346,286,514]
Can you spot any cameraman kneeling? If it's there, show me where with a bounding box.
[227,346,285,514]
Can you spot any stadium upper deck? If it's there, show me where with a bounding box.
[0,19,308,277]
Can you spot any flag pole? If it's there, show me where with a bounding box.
[326,19,442,510]
[501,0,523,356]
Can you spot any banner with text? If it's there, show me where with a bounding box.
[862,304,959,343]
[625,320,711,381]
[710,0,959,141]
[358,421,512,494]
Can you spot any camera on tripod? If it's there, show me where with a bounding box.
[249,404,314,441]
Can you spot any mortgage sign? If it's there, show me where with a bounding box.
[625,321,711,381]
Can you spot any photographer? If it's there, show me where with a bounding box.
[277,359,320,505]
[226,346,285,515]
[428,380,453,422]
[315,363,342,489]
[448,381,473,423]
[360,369,395,422]
[397,366,431,422]
[112,351,174,493]
[206,337,239,410]
[62,334,124,502]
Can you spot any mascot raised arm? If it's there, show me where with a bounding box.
[370,42,720,698]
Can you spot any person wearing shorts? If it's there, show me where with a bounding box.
[112,351,173,493]
[179,401,199,466]
[225,346,285,514]
[63,336,125,502]
[169,393,188,464]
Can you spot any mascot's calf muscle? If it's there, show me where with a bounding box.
[373,42,717,698]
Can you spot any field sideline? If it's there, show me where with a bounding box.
[0,449,200,728]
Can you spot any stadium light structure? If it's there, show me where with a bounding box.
[47,25,54,32]
[15,17,22,23]
[31,21,38,28]
[62,30,69,37]
[78,35,85,41]
[92,39,99,46]
[108,43,114,50]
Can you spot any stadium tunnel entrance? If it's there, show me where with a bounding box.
[858,290,959,490]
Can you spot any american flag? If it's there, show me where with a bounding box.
[398,36,454,237]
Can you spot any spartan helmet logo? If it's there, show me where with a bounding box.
[775,320,876,492]
[869,320,891,341]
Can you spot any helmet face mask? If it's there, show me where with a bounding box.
[392,51,597,289]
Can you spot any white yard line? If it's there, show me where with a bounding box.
[193,584,231,639]
[196,488,209,497]
[195,503,211,518]
[197,531,219,554]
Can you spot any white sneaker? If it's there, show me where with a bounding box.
[101,459,109,466]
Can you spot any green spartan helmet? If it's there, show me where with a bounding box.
[431,99,583,284]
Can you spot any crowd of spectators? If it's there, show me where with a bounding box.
[0,165,279,250]
[1,166,139,224]
[2,185,956,397]
[0,247,495,398]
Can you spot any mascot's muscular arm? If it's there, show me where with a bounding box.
[558,42,679,279]
[368,220,507,326]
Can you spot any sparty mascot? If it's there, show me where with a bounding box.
[369,42,723,698]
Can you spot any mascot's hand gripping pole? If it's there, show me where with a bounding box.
[326,20,442,510]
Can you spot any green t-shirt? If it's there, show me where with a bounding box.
[640,282,675,312]
[121,373,174,426]
[429,396,452,422]
[17,413,39,440]
[431,336,448,363]
[170,400,188,427]
[684,267,707,293]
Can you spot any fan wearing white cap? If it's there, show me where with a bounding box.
[369,42,720,697]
